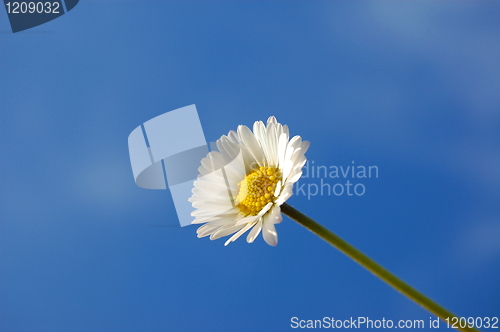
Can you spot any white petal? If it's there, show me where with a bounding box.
[192,216,221,225]
[191,199,233,211]
[287,135,302,151]
[210,224,245,240]
[195,169,227,186]
[300,141,310,154]
[262,215,278,246]
[297,157,307,169]
[277,133,288,169]
[196,217,234,237]
[224,221,256,246]
[224,152,247,181]
[246,218,263,243]
[238,125,265,166]
[253,121,266,146]
[228,130,240,145]
[254,120,271,165]
[282,124,290,141]
[289,147,304,166]
[268,204,283,224]
[257,202,273,217]
[190,187,228,201]
[192,177,231,191]
[286,168,303,184]
[217,135,240,160]
[197,223,225,238]
[282,159,294,182]
[192,209,238,224]
[199,151,230,173]
[267,116,277,125]
[234,215,259,226]
[191,207,227,218]
[276,182,293,206]
[266,123,278,166]
[193,214,227,225]
[274,180,282,197]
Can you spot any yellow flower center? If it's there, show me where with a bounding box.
[236,166,282,216]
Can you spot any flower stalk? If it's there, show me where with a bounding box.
[281,202,478,332]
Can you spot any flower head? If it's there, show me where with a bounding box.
[189,116,309,246]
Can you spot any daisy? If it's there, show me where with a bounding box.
[189,116,309,246]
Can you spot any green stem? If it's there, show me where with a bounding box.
[281,202,479,332]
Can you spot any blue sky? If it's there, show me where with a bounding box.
[1,1,499,331]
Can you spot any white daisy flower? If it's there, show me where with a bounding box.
[189,116,309,246]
